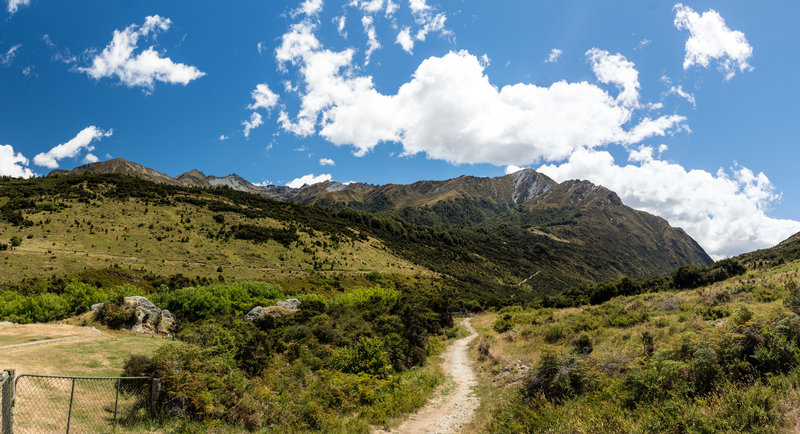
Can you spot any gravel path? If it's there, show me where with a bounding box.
[383,317,479,434]
[0,335,80,349]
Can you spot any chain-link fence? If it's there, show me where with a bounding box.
[11,374,157,433]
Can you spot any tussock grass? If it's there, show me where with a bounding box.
[470,260,800,432]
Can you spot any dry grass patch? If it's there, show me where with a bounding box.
[2,321,167,376]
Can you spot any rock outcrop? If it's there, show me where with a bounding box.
[92,296,175,335]
[244,299,300,321]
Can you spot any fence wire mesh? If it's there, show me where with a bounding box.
[13,375,153,434]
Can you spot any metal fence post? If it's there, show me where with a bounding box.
[1,369,14,434]
[150,378,160,415]
[113,378,120,429]
[66,377,75,434]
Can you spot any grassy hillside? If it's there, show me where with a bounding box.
[468,258,800,432]
[297,172,712,281]
[1,172,707,306]
[0,187,423,284]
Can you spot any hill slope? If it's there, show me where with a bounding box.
[48,160,711,275]
[469,253,800,432]
[25,161,713,303]
[737,231,800,267]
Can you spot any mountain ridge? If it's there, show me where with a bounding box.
[47,158,713,274]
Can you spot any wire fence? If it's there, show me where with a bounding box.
[10,374,157,434]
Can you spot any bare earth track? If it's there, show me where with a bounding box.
[383,317,479,434]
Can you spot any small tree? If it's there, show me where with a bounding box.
[9,235,22,248]
[785,280,800,315]
[641,330,655,357]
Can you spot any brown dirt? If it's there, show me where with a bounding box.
[381,317,480,434]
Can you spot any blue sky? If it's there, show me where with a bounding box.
[0,0,798,258]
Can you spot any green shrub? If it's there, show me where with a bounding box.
[544,324,565,343]
[621,359,691,407]
[331,286,400,308]
[493,318,513,333]
[332,337,392,377]
[688,346,719,394]
[525,353,590,403]
[733,305,754,325]
[597,302,648,328]
[699,306,730,320]
[64,281,106,314]
[785,280,800,315]
[572,334,593,355]
[96,295,136,329]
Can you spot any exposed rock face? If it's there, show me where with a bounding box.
[125,296,175,335]
[244,306,266,321]
[277,298,301,310]
[93,296,174,335]
[244,299,300,321]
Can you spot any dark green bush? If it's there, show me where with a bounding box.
[96,295,136,329]
[493,318,513,333]
[784,280,800,315]
[333,337,392,377]
[699,306,730,320]
[572,334,593,355]
[525,353,590,403]
[544,324,565,343]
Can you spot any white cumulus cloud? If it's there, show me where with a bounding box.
[666,85,696,107]
[79,15,205,91]
[674,3,753,80]
[544,48,562,63]
[1,44,21,66]
[0,144,34,178]
[620,115,688,145]
[286,173,332,188]
[7,0,30,14]
[242,112,263,138]
[335,16,347,38]
[274,23,686,166]
[354,0,384,13]
[539,147,800,259]
[319,158,335,166]
[586,48,640,108]
[33,126,112,169]
[390,0,449,54]
[361,15,381,65]
[296,0,323,16]
[505,165,527,174]
[247,83,279,111]
[396,27,414,53]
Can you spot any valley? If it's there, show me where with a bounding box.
[1,163,798,432]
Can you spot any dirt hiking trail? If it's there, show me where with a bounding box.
[383,317,479,434]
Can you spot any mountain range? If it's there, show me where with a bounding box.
[48,159,713,281]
